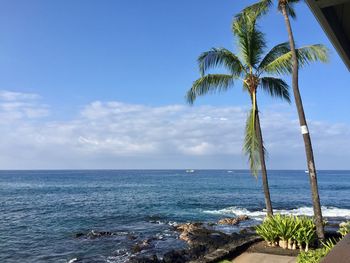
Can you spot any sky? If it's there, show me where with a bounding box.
[0,0,349,169]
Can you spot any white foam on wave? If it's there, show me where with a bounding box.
[203,206,266,218]
[203,206,350,219]
[67,258,78,263]
[277,207,350,218]
[107,249,131,263]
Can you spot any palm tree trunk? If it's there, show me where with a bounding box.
[281,5,324,240]
[255,103,273,216]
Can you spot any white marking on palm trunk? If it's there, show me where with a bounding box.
[301,125,309,134]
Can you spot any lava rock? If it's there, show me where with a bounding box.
[218,215,250,225]
[75,233,84,238]
[162,250,188,263]
[132,239,153,253]
[175,222,233,247]
[128,254,160,263]
[75,230,115,239]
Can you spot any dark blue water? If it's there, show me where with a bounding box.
[1,170,350,263]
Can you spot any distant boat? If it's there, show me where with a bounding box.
[305,170,309,173]
[186,169,195,173]
[227,170,233,173]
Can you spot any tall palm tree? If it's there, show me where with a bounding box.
[237,0,329,240]
[186,11,327,216]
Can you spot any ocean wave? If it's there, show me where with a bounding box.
[203,206,350,219]
[106,249,131,263]
[148,220,178,226]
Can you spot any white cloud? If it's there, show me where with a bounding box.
[0,90,49,121]
[0,91,349,169]
[0,90,40,101]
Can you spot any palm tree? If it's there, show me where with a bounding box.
[186,11,326,216]
[237,0,329,240]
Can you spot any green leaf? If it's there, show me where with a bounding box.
[278,0,300,20]
[243,109,260,177]
[198,48,244,76]
[262,44,329,75]
[258,42,290,71]
[186,74,235,104]
[235,0,272,22]
[260,77,291,103]
[232,11,266,69]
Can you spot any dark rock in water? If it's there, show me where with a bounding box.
[130,221,258,263]
[239,226,255,235]
[132,239,153,253]
[75,233,84,238]
[87,230,113,238]
[239,228,248,234]
[171,221,261,262]
[175,222,232,247]
[75,230,115,239]
[162,250,188,263]
[176,222,203,231]
[187,244,207,259]
[132,244,142,254]
[127,234,137,240]
[129,254,160,263]
[217,215,250,225]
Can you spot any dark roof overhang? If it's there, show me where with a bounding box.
[306,0,350,70]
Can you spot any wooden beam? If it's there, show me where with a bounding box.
[316,0,350,8]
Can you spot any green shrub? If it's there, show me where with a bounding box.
[338,221,350,237]
[295,216,316,252]
[255,216,279,246]
[255,214,316,251]
[296,239,336,263]
[297,248,328,263]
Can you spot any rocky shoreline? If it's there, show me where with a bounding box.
[128,215,256,263]
[73,215,342,263]
[73,215,255,262]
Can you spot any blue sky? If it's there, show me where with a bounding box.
[0,0,349,169]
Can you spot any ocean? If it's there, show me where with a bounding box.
[1,170,350,263]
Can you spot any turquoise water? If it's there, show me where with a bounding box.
[1,170,350,262]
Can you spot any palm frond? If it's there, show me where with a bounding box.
[286,4,296,19]
[258,42,290,71]
[235,0,272,22]
[260,77,291,103]
[186,74,235,104]
[262,44,329,75]
[232,12,266,69]
[278,0,299,19]
[244,109,260,177]
[198,48,244,76]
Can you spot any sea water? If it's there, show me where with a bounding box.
[1,170,350,262]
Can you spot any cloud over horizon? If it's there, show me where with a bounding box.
[0,90,349,170]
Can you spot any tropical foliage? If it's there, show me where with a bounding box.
[296,221,350,262]
[296,239,336,263]
[255,214,317,251]
[237,0,329,240]
[186,9,327,176]
[338,221,350,237]
[187,4,328,217]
